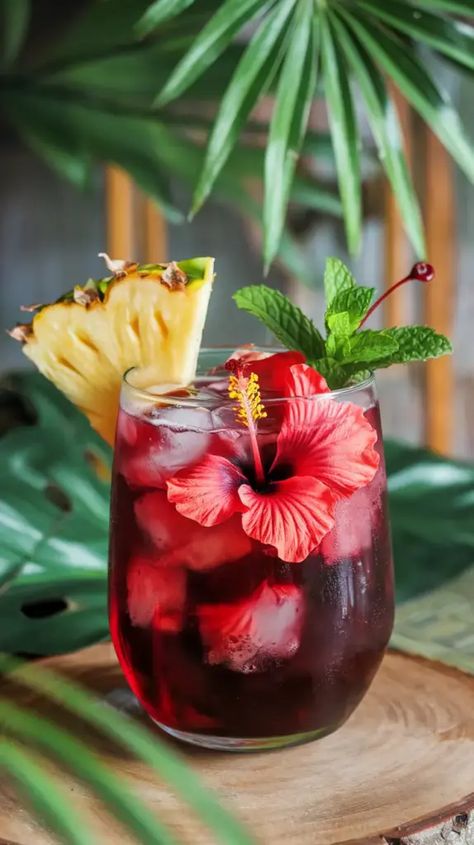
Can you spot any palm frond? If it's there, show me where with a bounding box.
[330,10,425,257]
[263,0,316,270]
[319,9,361,255]
[136,0,198,38]
[0,739,93,845]
[152,0,474,267]
[0,697,178,845]
[0,654,254,845]
[339,7,474,183]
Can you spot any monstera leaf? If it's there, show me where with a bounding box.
[385,440,474,601]
[0,372,111,654]
[0,370,473,654]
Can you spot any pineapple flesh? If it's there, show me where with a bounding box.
[13,256,215,445]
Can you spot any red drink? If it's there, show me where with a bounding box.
[109,356,394,750]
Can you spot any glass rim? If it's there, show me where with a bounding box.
[121,347,375,408]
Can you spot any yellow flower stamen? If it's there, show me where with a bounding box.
[228,371,267,427]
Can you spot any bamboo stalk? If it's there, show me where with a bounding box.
[104,166,135,258]
[143,196,167,263]
[423,132,455,454]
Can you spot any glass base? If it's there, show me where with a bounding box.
[154,721,337,752]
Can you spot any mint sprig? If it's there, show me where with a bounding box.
[233,285,325,360]
[233,258,452,389]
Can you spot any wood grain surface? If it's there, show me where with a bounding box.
[1,643,474,845]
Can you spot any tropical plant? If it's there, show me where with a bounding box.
[1,1,473,273]
[0,653,253,844]
[0,0,340,279]
[150,0,474,267]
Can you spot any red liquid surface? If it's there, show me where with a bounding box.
[109,402,394,740]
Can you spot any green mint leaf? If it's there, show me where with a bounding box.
[347,368,372,384]
[233,284,325,359]
[371,326,452,367]
[344,330,399,364]
[323,257,356,307]
[309,356,347,389]
[326,311,353,339]
[326,286,375,334]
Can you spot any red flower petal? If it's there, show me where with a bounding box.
[244,351,307,394]
[135,492,252,570]
[238,476,336,563]
[278,363,331,431]
[166,454,245,526]
[286,362,330,397]
[126,554,186,630]
[197,580,305,672]
[275,395,379,499]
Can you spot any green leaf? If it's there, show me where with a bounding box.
[0,372,110,655]
[192,0,295,214]
[233,285,325,359]
[326,312,354,340]
[326,285,375,333]
[323,257,356,306]
[155,0,265,106]
[263,0,317,270]
[331,11,425,258]
[308,357,347,388]
[0,700,178,845]
[357,0,474,71]
[135,0,197,37]
[319,11,361,254]
[4,659,255,845]
[385,440,474,601]
[339,8,474,183]
[404,0,474,16]
[370,325,452,366]
[1,0,29,67]
[344,330,399,363]
[0,740,94,845]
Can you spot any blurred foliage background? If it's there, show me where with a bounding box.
[1,0,473,264]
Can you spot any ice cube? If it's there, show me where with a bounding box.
[127,553,186,630]
[320,468,385,564]
[197,580,305,673]
[147,404,215,432]
[118,409,210,489]
[135,492,252,571]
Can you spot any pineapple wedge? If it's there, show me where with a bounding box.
[13,256,215,445]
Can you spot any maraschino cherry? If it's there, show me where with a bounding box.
[359,262,434,328]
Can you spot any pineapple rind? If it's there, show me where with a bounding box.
[23,257,214,445]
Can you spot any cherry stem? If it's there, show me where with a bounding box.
[359,262,434,329]
[359,276,410,328]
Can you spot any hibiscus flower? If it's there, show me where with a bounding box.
[166,354,379,563]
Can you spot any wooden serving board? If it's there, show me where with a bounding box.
[1,643,474,845]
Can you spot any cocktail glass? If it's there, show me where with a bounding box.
[109,349,394,751]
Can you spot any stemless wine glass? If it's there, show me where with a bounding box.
[109,349,394,751]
